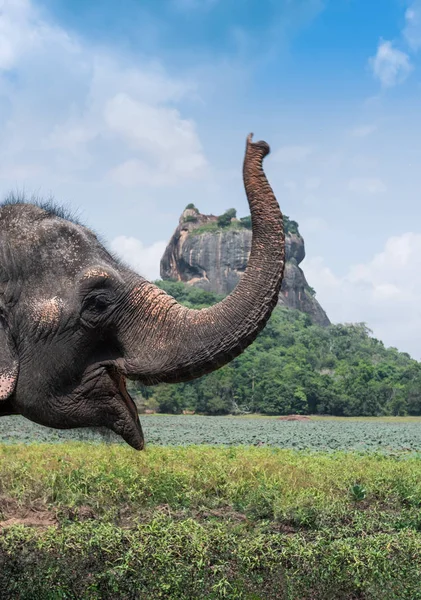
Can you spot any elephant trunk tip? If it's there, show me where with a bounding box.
[246,133,270,158]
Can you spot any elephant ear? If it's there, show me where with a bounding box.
[0,309,18,401]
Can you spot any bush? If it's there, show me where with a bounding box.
[239,215,252,229]
[217,208,237,228]
[184,203,198,212]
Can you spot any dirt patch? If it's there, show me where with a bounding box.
[76,505,96,521]
[0,508,57,529]
[278,415,311,421]
[0,495,58,529]
[0,512,57,529]
[0,495,18,516]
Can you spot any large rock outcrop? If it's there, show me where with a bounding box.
[160,207,330,326]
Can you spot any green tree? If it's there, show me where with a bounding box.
[153,385,184,414]
[239,215,252,229]
[217,208,237,228]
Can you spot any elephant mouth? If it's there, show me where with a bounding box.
[106,365,145,450]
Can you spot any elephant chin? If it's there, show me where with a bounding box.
[106,366,145,450]
[20,365,145,450]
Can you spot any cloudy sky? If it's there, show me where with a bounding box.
[1,0,421,358]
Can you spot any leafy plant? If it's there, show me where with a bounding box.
[350,484,367,501]
[217,208,237,227]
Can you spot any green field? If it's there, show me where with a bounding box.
[2,414,421,454]
[2,417,421,598]
[1,444,421,598]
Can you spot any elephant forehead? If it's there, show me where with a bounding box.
[29,297,64,325]
[83,269,110,279]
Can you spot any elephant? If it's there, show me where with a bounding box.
[0,134,285,449]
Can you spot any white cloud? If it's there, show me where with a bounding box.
[348,177,387,194]
[271,145,313,164]
[110,236,167,280]
[369,40,412,87]
[349,124,376,138]
[304,232,421,359]
[0,0,207,191]
[104,93,207,185]
[0,0,76,71]
[404,2,421,51]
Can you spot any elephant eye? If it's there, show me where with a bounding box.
[82,293,109,313]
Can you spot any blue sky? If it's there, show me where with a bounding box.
[1,0,421,357]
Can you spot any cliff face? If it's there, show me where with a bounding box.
[160,208,330,326]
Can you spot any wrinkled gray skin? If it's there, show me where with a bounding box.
[0,135,285,449]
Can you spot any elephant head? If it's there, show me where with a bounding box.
[0,134,285,449]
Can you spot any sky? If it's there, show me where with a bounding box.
[1,0,421,358]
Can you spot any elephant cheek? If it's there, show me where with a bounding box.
[31,297,64,326]
[0,371,17,401]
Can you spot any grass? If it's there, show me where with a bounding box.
[2,444,421,598]
[189,221,245,236]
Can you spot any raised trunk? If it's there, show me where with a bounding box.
[121,134,285,385]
